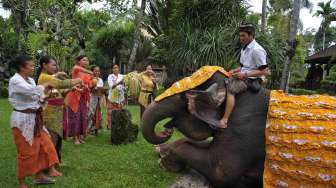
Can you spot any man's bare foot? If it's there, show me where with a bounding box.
[218,118,228,129]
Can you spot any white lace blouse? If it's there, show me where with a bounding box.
[8,73,45,145]
[107,74,125,104]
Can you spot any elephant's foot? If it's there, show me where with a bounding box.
[155,143,170,158]
[155,142,187,172]
[159,154,185,172]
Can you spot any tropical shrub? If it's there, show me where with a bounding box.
[110,109,138,145]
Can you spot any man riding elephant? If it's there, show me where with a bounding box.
[196,23,270,129]
[163,23,270,132]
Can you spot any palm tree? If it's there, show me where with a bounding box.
[261,0,268,33]
[144,0,170,37]
[326,12,336,21]
[127,0,146,73]
[314,1,336,50]
[280,0,302,91]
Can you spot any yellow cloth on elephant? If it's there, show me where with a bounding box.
[264,90,336,188]
[155,66,229,102]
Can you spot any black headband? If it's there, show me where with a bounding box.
[239,24,255,34]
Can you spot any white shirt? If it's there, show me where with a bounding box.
[107,73,125,104]
[240,40,267,78]
[8,73,45,145]
[96,77,104,87]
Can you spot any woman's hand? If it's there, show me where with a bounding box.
[151,76,158,83]
[72,84,83,92]
[147,70,156,77]
[72,78,83,86]
[232,72,247,80]
[54,71,68,79]
[118,80,124,85]
[42,82,54,92]
[85,70,93,75]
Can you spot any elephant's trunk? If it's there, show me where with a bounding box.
[141,95,182,145]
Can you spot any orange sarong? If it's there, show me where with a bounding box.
[95,103,102,130]
[66,65,92,113]
[12,128,59,178]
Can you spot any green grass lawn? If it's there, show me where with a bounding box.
[0,99,181,188]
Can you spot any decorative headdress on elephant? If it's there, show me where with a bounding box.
[155,66,248,128]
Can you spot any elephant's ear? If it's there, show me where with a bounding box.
[186,82,227,128]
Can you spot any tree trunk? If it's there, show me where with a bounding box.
[127,0,146,73]
[77,30,86,55]
[261,0,267,33]
[12,11,22,51]
[322,31,326,50]
[280,0,301,91]
[326,12,336,22]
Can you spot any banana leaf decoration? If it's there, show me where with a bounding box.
[123,71,142,102]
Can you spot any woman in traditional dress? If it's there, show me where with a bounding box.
[106,64,125,129]
[66,55,93,145]
[8,55,60,188]
[37,56,82,162]
[88,66,105,135]
[138,64,157,117]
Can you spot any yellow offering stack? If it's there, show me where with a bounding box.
[264,90,336,188]
[155,66,229,102]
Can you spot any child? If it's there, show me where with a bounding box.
[88,66,105,135]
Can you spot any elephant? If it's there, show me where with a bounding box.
[141,71,270,188]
